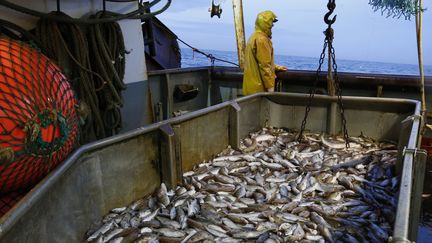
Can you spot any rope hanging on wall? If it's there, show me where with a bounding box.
[35,12,107,142]
[88,11,127,136]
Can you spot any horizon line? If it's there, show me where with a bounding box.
[179,47,432,67]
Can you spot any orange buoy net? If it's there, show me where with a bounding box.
[0,37,79,193]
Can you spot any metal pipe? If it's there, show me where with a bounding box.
[232,0,246,70]
[278,70,431,90]
[391,104,422,243]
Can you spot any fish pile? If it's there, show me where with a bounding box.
[86,127,399,243]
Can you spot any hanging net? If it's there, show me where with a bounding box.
[0,37,79,193]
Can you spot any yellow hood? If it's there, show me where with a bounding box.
[255,10,277,38]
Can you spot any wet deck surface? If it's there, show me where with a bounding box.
[418,157,432,243]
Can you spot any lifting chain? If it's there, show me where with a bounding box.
[298,0,350,148]
[298,40,327,142]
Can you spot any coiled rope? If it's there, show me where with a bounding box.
[35,12,106,142]
[88,11,127,136]
[35,11,129,141]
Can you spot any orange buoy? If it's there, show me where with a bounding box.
[0,37,79,193]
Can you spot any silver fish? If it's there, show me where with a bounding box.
[140,227,152,234]
[181,229,197,243]
[141,209,159,222]
[255,134,275,142]
[157,183,170,207]
[111,207,127,214]
[87,221,114,242]
[206,226,228,237]
[87,128,397,243]
[188,230,213,242]
[305,233,324,241]
[232,230,265,239]
[156,227,186,238]
[261,161,284,170]
[187,199,200,217]
[156,216,181,229]
[103,228,125,242]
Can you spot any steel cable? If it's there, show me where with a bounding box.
[176,37,239,67]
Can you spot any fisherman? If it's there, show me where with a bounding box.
[242,10,288,96]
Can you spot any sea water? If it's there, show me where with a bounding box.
[180,48,432,76]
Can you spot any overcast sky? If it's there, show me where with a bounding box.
[157,0,431,65]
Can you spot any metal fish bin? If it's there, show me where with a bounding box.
[0,93,425,243]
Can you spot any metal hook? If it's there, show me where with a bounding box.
[324,0,337,25]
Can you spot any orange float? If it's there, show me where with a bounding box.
[0,37,79,193]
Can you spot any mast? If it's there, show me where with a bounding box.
[232,0,246,70]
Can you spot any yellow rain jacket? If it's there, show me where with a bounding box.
[243,10,282,96]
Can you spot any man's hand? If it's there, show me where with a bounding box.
[275,65,288,72]
[267,87,275,92]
